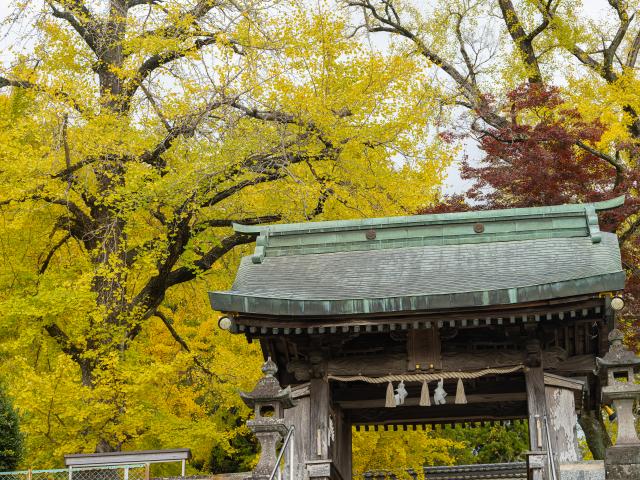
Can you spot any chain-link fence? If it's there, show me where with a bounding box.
[0,464,147,480]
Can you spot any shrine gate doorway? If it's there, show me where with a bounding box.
[210,197,626,479]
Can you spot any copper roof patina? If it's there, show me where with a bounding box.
[210,196,626,317]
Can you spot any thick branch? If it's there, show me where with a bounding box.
[202,172,286,208]
[43,322,83,360]
[0,76,33,89]
[39,233,71,274]
[130,36,220,96]
[498,0,543,83]
[138,98,224,168]
[619,214,640,244]
[48,0,100,55]
[195,215,282,230]
[166,232,255,287]
[51,157,97,180]
[575,140,625,187]
[627,30,640,67]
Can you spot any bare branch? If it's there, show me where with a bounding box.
[453,14,477,87]
[139,83,172,132]
[348,0,507,128]
[154,310,219,379]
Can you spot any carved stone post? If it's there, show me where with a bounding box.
[596,329,640,480]
[241,358,295,480]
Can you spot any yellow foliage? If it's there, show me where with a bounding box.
[352,429,466,478]
[0,0,450,467]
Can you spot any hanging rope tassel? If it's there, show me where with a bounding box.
[419,380,431,406]
[455,378,467,404]
[385,381,396,407]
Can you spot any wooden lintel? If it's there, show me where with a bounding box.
[345,401,528,424]
[337,392,527,409]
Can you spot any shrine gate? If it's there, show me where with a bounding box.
[210,196,638,479]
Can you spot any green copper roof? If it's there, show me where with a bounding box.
[235,196,624,263]
[210,197,625,317]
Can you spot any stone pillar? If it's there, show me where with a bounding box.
[240,358,295,480]
[545,384,581,463]
[595,329,640,480]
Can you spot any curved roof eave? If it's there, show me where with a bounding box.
[210,271,625,317]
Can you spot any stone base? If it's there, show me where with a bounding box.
[605,445,640,480]
[306,460,342,480]
[560,461,604,480]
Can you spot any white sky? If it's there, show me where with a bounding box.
[0,0,618,196]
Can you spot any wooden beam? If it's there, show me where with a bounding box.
[346,401,528,425]
[337,392,527,409]
[525,365,555,479]
[286,352,596,381]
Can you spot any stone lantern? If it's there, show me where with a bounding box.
[596,328,640,479]
[240,357,295,480]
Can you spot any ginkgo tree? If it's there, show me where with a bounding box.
[0,0,450,462]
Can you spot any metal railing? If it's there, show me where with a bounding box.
[269,425,295,480]
[0,464,147,480]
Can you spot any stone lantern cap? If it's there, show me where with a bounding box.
[240,357,295,409]
[595,329,640,374]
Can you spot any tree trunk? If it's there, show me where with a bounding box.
[578,410,612,459]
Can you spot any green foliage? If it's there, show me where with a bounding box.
[208,430,257,474]
[437,422,530,464]
[0,384,23,471]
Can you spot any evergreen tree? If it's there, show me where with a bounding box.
[0,384,23,471]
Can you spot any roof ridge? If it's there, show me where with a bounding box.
[233,196,624,235]
[238,197,624,264]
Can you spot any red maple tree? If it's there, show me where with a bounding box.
[424,83,640,341]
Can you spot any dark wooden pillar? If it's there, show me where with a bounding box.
[284,385,311,480]
[306,377,341,479]
[309,378,331,460]
[526,366,547,451]
[525,366,549,480]
[332,405,352,479]
[525,336,563,480]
